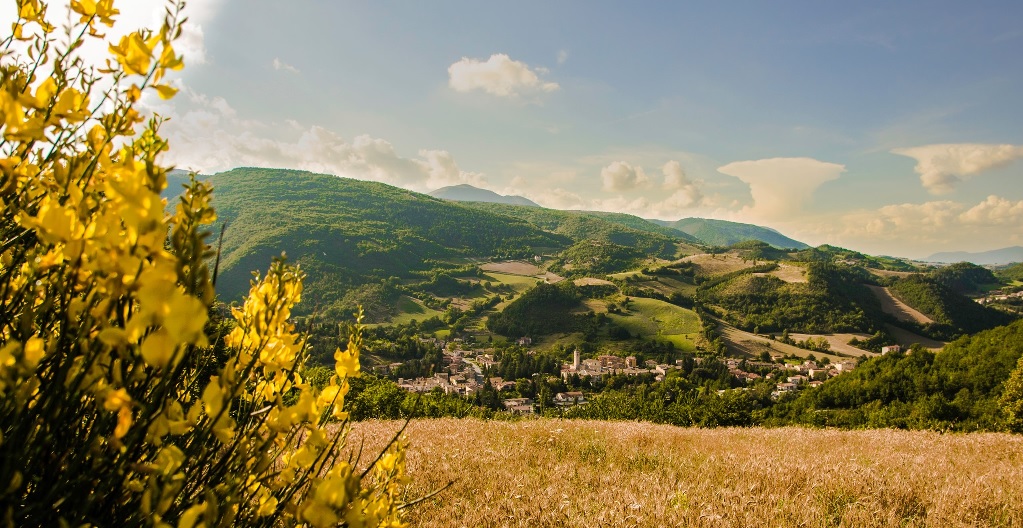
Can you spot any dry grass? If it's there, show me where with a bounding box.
[574,277,615,286]
[348,419,1023,527]
[866,285,934,325]
[764,263,807,284]
[483,261,544,276]
[682,254,757,275]
[787,333,878,357]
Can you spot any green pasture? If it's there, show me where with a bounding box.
[609,298,700,351]
[387,296,446,326]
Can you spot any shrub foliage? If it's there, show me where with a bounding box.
[0,1,409,526]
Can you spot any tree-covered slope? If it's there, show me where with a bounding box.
[207,168,571,306]
[929,262,1000,295]
[888,275,1015,339]
[793,244,919,271]
[487,281,582,337]
[996,263,1023,282]
[698,262,884,333]
[463,203,700,256]
[654,217,808,249]
[771,319,1023,431]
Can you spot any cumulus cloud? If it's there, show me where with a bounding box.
[717,157,845,220]
[272,58,300,74]
[960,195,1023,225]
[656,160,704,212]
[159,92,485,192]
[891,143,1023,194]
[601,161,649,192]
[791,193,1023,258]
[448,54,559,98]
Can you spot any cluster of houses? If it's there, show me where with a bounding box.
[392,346,484,397]
[976,289,1023,305]
[381,336,863,411]
[716,357,859,399]
[560,349,680,381]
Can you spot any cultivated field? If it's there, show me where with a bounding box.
[348,419,1023,527]
[482,260,544,276]
[574,277,615,286]
[787,332,878,358]
[682,253,758,275]
[867,285,934,324]
[389,296,446,325]
[715,321,831,360]
[763,262,807,283]
[609,298,701,350]
[885,323,947,351]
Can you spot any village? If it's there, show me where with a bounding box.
[379,338,861,414]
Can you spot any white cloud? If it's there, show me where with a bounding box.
[159,92,485,192]
[891,143,1023,194]
[717,157,845,220]
[601,161,649,192]
[557,50,569,65]
[788,194,1023,258]
[272,58,300,74]
[448,53,559,98]
[960,195,1023,225]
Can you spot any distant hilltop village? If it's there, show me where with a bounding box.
[381,338,859,414]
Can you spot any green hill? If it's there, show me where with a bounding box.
[793,244,919,271]
[888,275,1015,339]
[653,217,808,249]
[487,281,582,337]
[461,202,700,255]
[206,168,570,309]
[698,262,883,334]
[929,262,1000,295]
[772,319,1023,431]
[996,263,1023,282]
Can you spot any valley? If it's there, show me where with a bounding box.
[191,167,1023,433]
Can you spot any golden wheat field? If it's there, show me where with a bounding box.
[347,419,1023,527]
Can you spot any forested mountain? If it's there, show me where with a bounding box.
[428,184,540,207]
[205,168,569,308]
[652,217,809,249]
[459,202,699,258]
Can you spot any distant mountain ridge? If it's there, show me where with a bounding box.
[651,217,809,249]
[429,184,539,207]
[925,246,1023,265]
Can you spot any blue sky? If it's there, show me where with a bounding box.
[14,0,1023,258]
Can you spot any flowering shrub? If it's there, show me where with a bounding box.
[0,1,408,525]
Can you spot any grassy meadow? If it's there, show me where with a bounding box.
[610,297,701,350]
[348,419,1023,527]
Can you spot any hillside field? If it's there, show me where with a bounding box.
[609,297,701,350]
[350,419,1023,527]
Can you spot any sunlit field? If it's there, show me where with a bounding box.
[349,419,1023,527]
